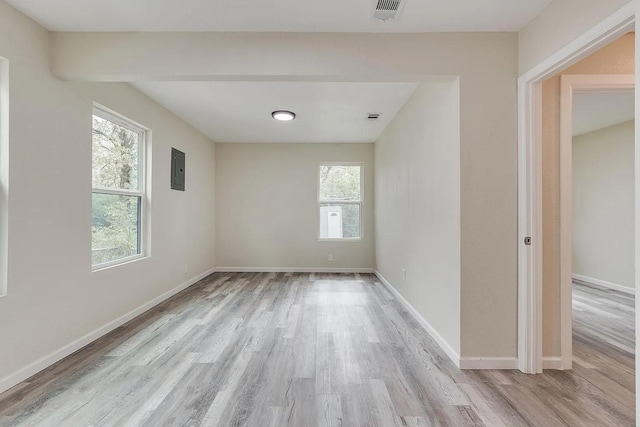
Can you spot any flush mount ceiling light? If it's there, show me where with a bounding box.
[272,110,296,121]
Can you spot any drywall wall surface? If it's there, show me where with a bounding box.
[375,82,461,355]
[541,33,634,356]
[519,0,633,74]
[459,75,518,359]
[215,143,375,270]
[573,121,635,290]
[51,32,515,83]
[52,27,519,358]
[563,32,636,74]
[0,0,216,386]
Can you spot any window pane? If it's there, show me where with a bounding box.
[92,193,141,266]
[92,115,140,191]
[319,165,361,201]
[319,204,361,239]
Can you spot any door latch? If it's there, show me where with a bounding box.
[524,237,532,246]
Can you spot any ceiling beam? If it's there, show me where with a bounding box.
[51,32,516,82]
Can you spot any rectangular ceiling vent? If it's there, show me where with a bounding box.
[372,0,405,21]
[367,113,381,120]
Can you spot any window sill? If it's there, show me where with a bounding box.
[318,238,363,243]
[92,254,148,272]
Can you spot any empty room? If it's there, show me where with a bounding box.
[0,0,637,426]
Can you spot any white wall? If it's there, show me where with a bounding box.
[215,143,375,270]
[518,0,633,74]
[0,1,216,391]
[573,120,635,290]
[375,81,461,356]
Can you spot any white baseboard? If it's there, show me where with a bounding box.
[0,267,217,395]
[373,271,461,368]
[459,357,519,370]
[573,273,635,295]
[215,267,375,274]
[542,356,563,370]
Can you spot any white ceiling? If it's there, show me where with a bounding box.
[573,92,635,137]
[133,81,418,143]
[6,0,551,32]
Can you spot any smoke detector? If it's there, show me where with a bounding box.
[371,0,406,21]
[367,113,381,120]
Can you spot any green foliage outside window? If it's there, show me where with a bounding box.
[91,113,143,266]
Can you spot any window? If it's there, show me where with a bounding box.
[318,163,362,240]
[91,107,147,268]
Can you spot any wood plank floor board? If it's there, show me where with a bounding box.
[0,273,634,426]
[284,378,318,427]
[459,383,526,427]
[134,361,219,426]
[382,376,427,418]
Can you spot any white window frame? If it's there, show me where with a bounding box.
[91,105,148,271]
[317,162,364,242]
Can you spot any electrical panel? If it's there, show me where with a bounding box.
[171,148,185,191]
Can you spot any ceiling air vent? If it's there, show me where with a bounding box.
[368,113,381,120]
[372,0,405,21]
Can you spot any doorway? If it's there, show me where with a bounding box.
[517,7,636,373]
[561,76,635,373]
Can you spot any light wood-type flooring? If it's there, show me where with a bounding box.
[0,273,635,426]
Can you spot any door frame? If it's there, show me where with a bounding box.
[558,74,635,369]
[517,3,636,374]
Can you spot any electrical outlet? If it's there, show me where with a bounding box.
[402,269,407,280]
[328,254,333,262]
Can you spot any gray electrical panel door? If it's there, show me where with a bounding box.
[171,148,185,191]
